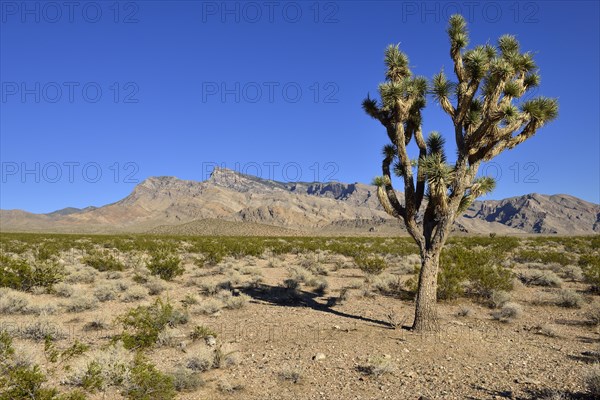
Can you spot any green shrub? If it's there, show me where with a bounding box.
[125,355,176,400]
[435,246,513,300]
[190,325,217,341]
[580,254,600,291]
[146,250,184,281]
[0,254,64,291]
[516,249,571,266]
[117,298,187,350]
[0,365,59,400]
[354,255,387,275]
[82,250,125,272]
[79,361,103,393]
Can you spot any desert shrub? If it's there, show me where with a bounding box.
[431,247,513,300]
[52,282,74,298]
[369,273,404,297]
[337,287,351,304]
[587,303,600,325]
[516,249,571,266]
[562,265,584,281]
[64,267,97,284]
[65,294,98,312]
[125,354,176,400]
[212,345,239,369]
[0,364,59,400]
[94,283,118,302]
[117,298,187,350]
[0,330,79,399]
[354,254,388,275]
[121,286,148,303]
[82,251,126,272]
[34,242,61,262]
[146,249,184,281]
[170,368,203,392]
[146,279,167,295]
[580,254,600,291]
[283,278,300,291]
[186,347,216,372]
[492,302,523,322]
[518,270,562,287]
[156,327,181,347]
[489,290,511,309]
[0,289,30,314]
[67,341,132,390]
[555,289,583,308]
[586,364,600,397]
[192,299,223,315]
[0,254,64,291]
[20,320,67,341]
[224,293,250,309]
[190,325,217,341]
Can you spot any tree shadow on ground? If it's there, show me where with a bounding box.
[241,284,403,329]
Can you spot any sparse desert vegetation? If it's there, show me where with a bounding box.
[0,232,598,398]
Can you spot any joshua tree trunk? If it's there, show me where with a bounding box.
[363,14,557,332]
[413,250,441,332]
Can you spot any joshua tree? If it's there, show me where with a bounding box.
[363,15,558,332]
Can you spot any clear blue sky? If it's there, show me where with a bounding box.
[1,0,599,213]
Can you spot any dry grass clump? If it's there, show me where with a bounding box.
[585,364,600,397]
[562,265,583,281]
[533,323,558,338]
[52,282,75,298]
[146,278,168,295]
[121,285,148,303]
[492,302,523,322]
[278,367,302,383]
[170,367,204,392]
[192,298,223,315]
[67,341,133,390]
[586,303,600,326]
[83,316,110,332]
[186,345,238,372]
[20,318,67,341]
[358,356,395,377]
[223,293,250,310]
[157,327,183,347]
[0,288,58,315]
[555,289,583,308]
[217,378,244,393]
[186,346,218,372]
[368,273,403,296]
[489,290,511,308]
[65,265,98,284]
[456,305,473,317]
[94,283,118,302]
[65,293,98,312]
[518,270,562,287]
[0,288,31,314]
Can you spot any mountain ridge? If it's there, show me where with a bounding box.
[1,168,598,235]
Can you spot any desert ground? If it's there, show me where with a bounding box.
[1,233,599,399]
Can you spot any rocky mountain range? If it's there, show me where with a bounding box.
[1,167,598,235]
